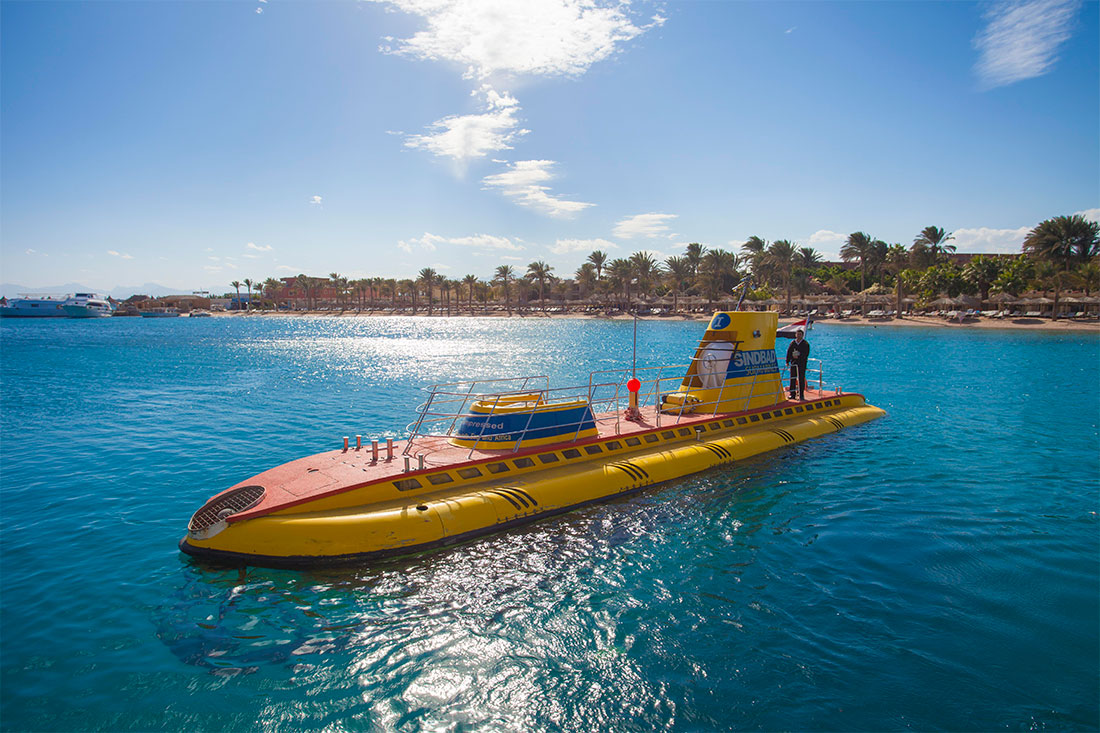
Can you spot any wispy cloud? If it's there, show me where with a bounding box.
[482,160,593,217]
[309,195,322,205]
[951,226,1030,253]
[398,232,525,254]
[550,238,618,255]
[973,0,1080,90]
[276,265,298,272]
[613,213,678,239]
[1076,207,1099,222]
[373,0,663,211]
[374,0,658,80]
[405,87,528,161]
[246,242,273,252]
[107,250,134,260]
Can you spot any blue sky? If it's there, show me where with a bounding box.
[2,0,1097,295]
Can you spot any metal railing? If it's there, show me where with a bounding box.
[401,356,830,461]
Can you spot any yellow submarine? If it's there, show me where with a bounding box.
[180,311,884,568]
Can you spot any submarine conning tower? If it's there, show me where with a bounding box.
[663,311,784,415]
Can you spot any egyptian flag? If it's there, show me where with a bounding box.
[777,318,812,339]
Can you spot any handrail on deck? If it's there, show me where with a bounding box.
[401,357,832,462]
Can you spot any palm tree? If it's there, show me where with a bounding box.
[242,278,253,312]
[962,256,1002,301]
[294,274,310,310]
[841,232,875,292]
[870,239,889,286]
[607,258,634,307]
[700,249,740,304]
[230,280,242,311]
[1032,260,1081,318]
[417,268,437,316]
[796,246,822,270]
[1078,260,1099,296]
[739,236,767,279]
[574,263,597,301]
[664,256,693,313]
[494,265,514,313]
[885,244,910,315]
[629,251,659,299]
[1023,214,1100,268]
[526,261,554,311]
[263,278,281,311]
[587,250,608,281]
[685,242,707,281]
[767,240,797,313]
[397,278,414,311]
[913,226,955,261]
[463,274,479,314]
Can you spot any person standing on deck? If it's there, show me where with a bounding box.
[786,329,810,400]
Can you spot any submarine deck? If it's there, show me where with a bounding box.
[220,389,845,523]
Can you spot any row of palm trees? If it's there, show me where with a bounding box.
[231,215,1099,316]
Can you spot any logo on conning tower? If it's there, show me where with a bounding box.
[710,313,731,330]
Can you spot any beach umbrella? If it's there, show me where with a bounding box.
[986,292,1018,304]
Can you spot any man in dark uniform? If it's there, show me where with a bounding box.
[785,328,810,400]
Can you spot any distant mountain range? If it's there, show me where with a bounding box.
[0,282,223,300]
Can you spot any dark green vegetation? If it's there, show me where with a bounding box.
[239,216,1100,316]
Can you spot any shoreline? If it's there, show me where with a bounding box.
[206,309,1100,333]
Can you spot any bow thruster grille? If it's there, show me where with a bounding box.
[188,485,265,534]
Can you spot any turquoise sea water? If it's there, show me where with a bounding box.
[1,316,1097,731]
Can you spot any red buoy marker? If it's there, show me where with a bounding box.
[627,377,641,393]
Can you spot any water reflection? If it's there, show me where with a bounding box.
[158,462,793,727]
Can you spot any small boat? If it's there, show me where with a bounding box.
[0,294,69,318]
[140,308,180,318]
[188,310,212,318]
[180,311,885,568]
[61,293,115,318]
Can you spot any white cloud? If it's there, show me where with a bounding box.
[276,265,298,272]
[482,160,593,217]
[951,226,1030,253]
[785,26,796,34]
[500,255,524,261]
[405,89,528,161]
[107,250,134,260]
[613,213,677,239]
[550,238,618,255]
[1075,207,1099,222]
[973,0,1080,90]
[309,195,322,205]
[807,230,847,246]
[399,232,524,253]
[203,265,222,273]
[373,0,657,80]
[805,229,848,259]
[256,7,263,14]
[246,242,273,252]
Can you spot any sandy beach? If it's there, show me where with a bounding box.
[211,309,1100,332]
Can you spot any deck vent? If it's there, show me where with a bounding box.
[188,485,265,539]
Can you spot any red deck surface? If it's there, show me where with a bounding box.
[223,389,834,522]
